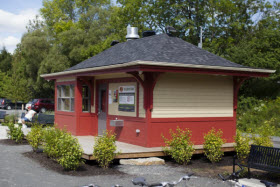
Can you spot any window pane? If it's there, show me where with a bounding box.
[82,99,89,112]
[71,98,74,111]
[62,85,70,97]
[57,86,61,97]
[70,85,75,98]
[62,98,70,111]
[57,84,75,112]
[58,98,61,111]
[82,86,89,97]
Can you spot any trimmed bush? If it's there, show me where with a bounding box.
[26,124,44,151]
[43,127,65,158]
[203,128,225,163]
[43,127,84,170]
[162,127,194,165]
[56,132,84,170]
[7,123,24,143]
[234,130,251,161]
[4,114,17,123]
[93,131,118,168]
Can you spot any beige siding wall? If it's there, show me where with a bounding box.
[152,73,233,118]
[95,73,132,80]
[108,82,137,117]
[56,77,75,82]
[139,85,146,118]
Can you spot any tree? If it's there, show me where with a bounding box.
[0,71,6,98]
[0,47,12,73]
[226,1,280,98]
[2,71,30,108]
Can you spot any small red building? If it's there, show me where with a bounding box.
[41,29,274,147]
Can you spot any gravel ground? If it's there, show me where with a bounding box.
[0,141,228,187]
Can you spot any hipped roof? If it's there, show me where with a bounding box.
[41,33,275,78]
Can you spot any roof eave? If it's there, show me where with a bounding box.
[41,60,275,80]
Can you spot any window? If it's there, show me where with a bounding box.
[57,85,75,112]
[82,85,90,112]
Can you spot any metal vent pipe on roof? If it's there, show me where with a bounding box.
[126,25,140,40]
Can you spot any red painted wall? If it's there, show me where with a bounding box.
[55,112,77,134]
[54,75,239,148]
[76,114,98,136]
[147,117,235,147]
[107,115,147,146]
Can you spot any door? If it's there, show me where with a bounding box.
[98,84,107,135]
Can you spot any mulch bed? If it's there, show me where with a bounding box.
[2,138,279,182]
[0,139,29,146]
[22,151,126,176]
[165,152,280,183]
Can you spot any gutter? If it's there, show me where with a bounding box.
[41,60,276,79]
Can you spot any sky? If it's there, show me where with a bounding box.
[0,0,43,53]
[0,0,279,54]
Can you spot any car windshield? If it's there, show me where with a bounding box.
[32,99,38,104]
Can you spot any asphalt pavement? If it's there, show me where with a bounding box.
[0,137,227,187]
[0,109,25,117]
[1,116,279,187]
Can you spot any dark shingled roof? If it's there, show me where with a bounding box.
[65,33,247,72]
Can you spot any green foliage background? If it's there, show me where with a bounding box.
[0,0,279,101]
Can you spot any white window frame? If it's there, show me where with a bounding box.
[57,84,75,112]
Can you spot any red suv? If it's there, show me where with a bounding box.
[31,99,54,113]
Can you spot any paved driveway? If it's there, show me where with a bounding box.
[0,109,25,116]
[0,141,227,187]
[1,126,277,187]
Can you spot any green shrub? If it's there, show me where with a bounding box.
[57,132,84,170]
[7,123,24,143]
[4,114,17,123]
[237,96,262,116]
[203,128,225,163]
[43,127,64,158]
[26,124,44,151]
[43,127,84,170]
[237,97,280,136]
[234,130,251,161]
[252,121,274,147]
[162,127,194,165]
[93,131,119,168]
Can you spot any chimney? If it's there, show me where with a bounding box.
[126,25,140,40]
[110,40,119,46]
[142,30,156,38]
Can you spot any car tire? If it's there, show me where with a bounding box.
[7,106,11,110]
[40,108,46,113]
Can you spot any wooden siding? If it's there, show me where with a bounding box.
[152,73,233,118]
[108,82,137,117]
[95,73,132,80]
[56,77,75,82]
[139,85,146,118]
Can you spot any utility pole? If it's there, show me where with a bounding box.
[198,26,203,48]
